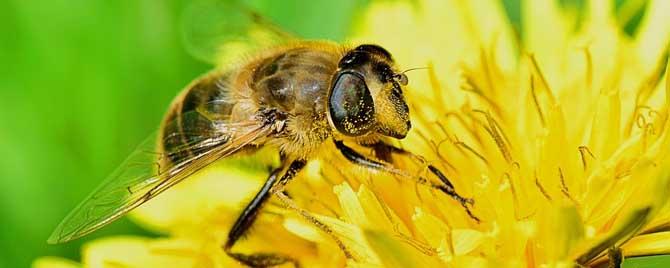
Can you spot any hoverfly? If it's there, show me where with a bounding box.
[49,1,477,266]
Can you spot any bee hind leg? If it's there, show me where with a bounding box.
[335,140,479,222]
[224,165,299,267]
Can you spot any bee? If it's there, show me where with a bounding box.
[48,3,477,268]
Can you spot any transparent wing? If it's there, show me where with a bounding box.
[48,111,273,243]
[181,0,297,65]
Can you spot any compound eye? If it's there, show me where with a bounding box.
[328,72,375,136]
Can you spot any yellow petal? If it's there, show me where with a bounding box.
[334,183,369,227]
[130,161,270,233]
[32,257,80,268]
[364,229,444,268]
[570,207,652,265]
[635,0,670,73]
[283,217,323,242]
[449,255,491,268]
[412,207,449,250]
[522,0,570,85]
[452,229,485,255]
[622,231,670,257]
[356,184,397,233]
[314,215,381,265]
[82,236,202,268]
[588,89,622,161]
[535,205,585,263]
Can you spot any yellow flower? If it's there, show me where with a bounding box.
[344,0,670,266]
[37,0,670,267]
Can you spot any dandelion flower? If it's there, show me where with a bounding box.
[37,0,670,267]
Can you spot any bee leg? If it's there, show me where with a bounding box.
[607,247,623,268]
[335,140,479,222]
[224,163,300,268]
[269,160,356,260]
[367,142,474,204]
[271,193,356,261]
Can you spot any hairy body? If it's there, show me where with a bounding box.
[160,41,409,165]
[161,42,346,165]
[49,41,474,268]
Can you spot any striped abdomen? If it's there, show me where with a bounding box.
[159,71,236,166]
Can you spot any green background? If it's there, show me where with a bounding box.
[0,0,663,267]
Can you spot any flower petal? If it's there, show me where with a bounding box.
[82,236,203,268]
[334,183,369,227]
[452,229,485,256]
[635,0,670,73]
[32,257,80,268]
[130,161,271,233]
[535,205,585,263]
[570,207,652,265]
[364,229,444,268]
[622,231,670,257]
[412,207,449,251]
[314,215,381,265]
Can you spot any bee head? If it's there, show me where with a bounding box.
[326,44,411,139]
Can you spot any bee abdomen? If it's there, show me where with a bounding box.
[160,71,236,166]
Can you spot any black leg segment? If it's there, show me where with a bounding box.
[334,140,387,170]
[224,160,305,267]
[337,140,479,222]
[225,169,279,250]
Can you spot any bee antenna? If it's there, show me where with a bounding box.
[401,66,429,74]
[391,67,429,86]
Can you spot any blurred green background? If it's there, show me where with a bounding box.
[0,1,368,267]
[0,0,664,267]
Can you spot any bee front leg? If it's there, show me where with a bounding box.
[366,142,474,205]
[334,140,479,222]
[224,162,301,268]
